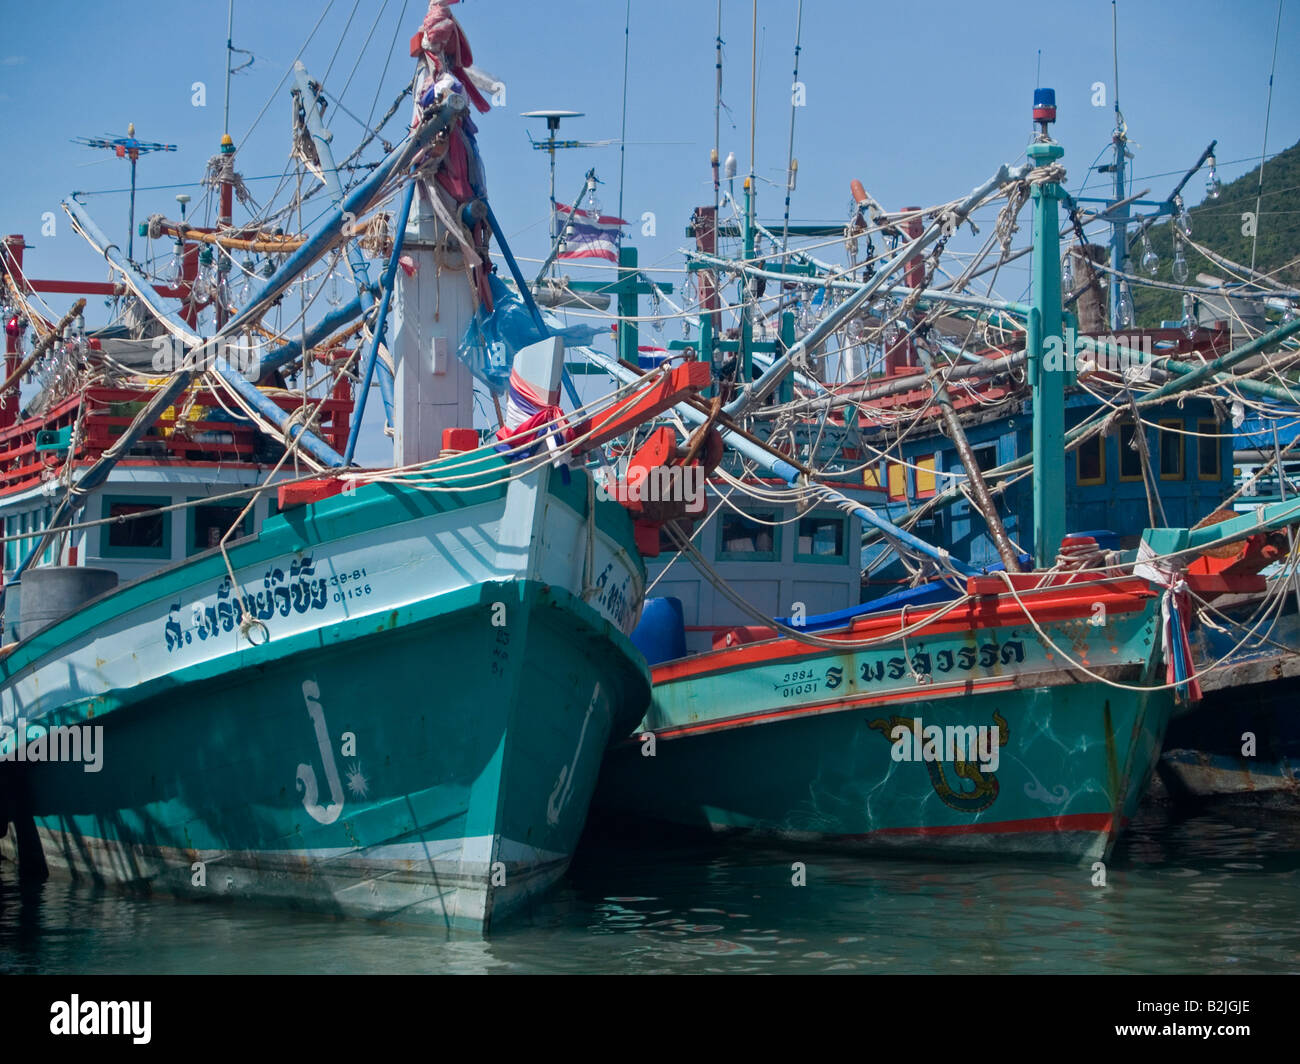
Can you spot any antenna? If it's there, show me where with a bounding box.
[523,110,617,277]
[780,0,804,253]
[617,0,631,221]
[72,125,178,262]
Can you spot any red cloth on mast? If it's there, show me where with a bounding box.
[412,1,491,114]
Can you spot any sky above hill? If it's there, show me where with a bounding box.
[1,0,1296,461]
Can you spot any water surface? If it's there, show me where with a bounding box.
[2,805,1297,974]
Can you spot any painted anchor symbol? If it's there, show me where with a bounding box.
[296,679,345,825]
[547,684,601,827]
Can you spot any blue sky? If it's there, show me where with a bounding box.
[1,0,1296,459]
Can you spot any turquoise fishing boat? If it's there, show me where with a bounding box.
[0,3,733,932]
[593,84,1300,863]
[600,565,1169,861]
[0,447,650,930]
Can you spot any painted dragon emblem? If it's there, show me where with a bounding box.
[867,712,1010,812]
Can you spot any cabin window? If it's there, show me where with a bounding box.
[101,496,172,560]
[718,510,780,561]
[915,455,937,498]
[1118,423,1143,481]
[189,502,253,556]
[1197,420,1222,481]
[796,513,847,563]
[1076,434,1105,485]
[887,462,908,501]
[1159,420,1184,480]
[973,445,997,472]
[863,464,882,490]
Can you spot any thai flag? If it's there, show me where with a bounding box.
[554,202,628,263]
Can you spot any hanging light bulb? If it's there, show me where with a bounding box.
[1171,238,1189,284]
[193,246,215,302]
[326,261,345,308]
[1061,251,1074,291]
[1140,233,1159,277]
[1283,302,1298,324]
[1174,195,1192,237]
[1205,154,1222,200]
[69,314,87,359]
[262,258,276,279]
[1181,293,1197,338]
[235,258,255,307]
[1116,283,1134,328]
[165,240,185,286]
[810,286,827,323]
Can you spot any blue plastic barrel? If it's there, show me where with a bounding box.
[631,596,688,665]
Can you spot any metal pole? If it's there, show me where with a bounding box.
[128,156,137,262]
[345,173,418,464]
[1028,89,1066,568]
[915,340,1022,572]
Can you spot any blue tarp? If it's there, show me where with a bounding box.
[457,274,600,394]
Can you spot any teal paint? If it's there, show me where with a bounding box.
[1028,126,1067,568]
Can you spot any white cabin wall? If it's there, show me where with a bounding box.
[644,493,863,655]
[390,187,477,467]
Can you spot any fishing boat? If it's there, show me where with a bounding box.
[587,80,1300,862]
[0,1,723,931]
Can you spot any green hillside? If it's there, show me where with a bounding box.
[1131,138,1299,326]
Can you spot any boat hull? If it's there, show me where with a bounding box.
[596,578,1172,862]
[0,464,650,932]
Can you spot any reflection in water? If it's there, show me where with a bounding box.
[2,806,1298,974]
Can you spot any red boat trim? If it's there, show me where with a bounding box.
[860,811,1120,838]
[644,675,1022,741]
[653,577,1155,684]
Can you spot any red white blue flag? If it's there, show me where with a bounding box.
[554,203,628,263]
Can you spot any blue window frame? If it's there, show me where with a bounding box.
[186,498,254,556]
[795,513,848,564]
[100,495,172,560]
[717,510,781,562]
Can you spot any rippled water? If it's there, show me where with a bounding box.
[2,805,1298,974]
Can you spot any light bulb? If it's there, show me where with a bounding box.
[235,259,255,307]
[326,266,344,308]
[798,293,814,330]
[1205,155,1222,199]
[166,241,185,286]
[1172,248,1189,284]
[1140,236,1159,277]
[190,271,210,302]
[1283,302,1298,324]
[1181,293,1197,338]
[1117,284,1134,328]
[69,314,87,358]
[1062,252,1074,291]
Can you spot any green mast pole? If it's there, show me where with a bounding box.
[618,245,638,365]
[1028,88,1066,569]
